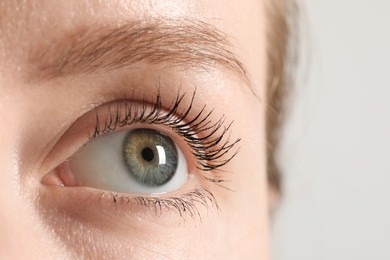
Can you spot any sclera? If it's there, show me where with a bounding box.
[69,129,188,194]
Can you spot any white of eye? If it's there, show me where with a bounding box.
[69,130,188,194]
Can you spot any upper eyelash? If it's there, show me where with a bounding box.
[91,89,240,185]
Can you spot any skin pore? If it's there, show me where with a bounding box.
[0,0,272,259]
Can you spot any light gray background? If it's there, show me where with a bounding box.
[272,0,390,259]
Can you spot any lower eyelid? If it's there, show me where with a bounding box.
[38,184,218,223]
[37,185,219,258]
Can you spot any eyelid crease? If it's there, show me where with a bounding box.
[91,89,241,188]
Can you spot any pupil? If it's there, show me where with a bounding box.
[141,147,154,162]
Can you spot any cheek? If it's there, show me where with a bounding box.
[182,75,268,256]
[0,80,24,197]
[0,91,69,258]
[224,94,269,255]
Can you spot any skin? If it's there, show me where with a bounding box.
[0,0,270,259]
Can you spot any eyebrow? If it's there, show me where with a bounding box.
[29,19,250,85]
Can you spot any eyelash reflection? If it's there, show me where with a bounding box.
[91,89,241,187]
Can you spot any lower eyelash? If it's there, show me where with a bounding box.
[98,187,218,222]
[92,88,241,186]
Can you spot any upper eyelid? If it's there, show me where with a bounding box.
[39,89,240,190]
[92,90,241,173]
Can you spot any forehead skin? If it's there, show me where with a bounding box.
[0,0,269,259]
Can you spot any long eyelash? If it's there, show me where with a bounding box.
[91,89,241,186]
[101,187,218,223]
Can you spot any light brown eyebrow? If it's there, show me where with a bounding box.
[29,19,250,84]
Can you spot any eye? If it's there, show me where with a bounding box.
[42,90,240,207]
[64,128,188,194]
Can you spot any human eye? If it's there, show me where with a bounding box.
[41,89,240,218]
[68,128,188,194]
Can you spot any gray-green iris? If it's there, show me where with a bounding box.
[122,129,178,186]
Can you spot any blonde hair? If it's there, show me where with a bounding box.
[266,0,298,193]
